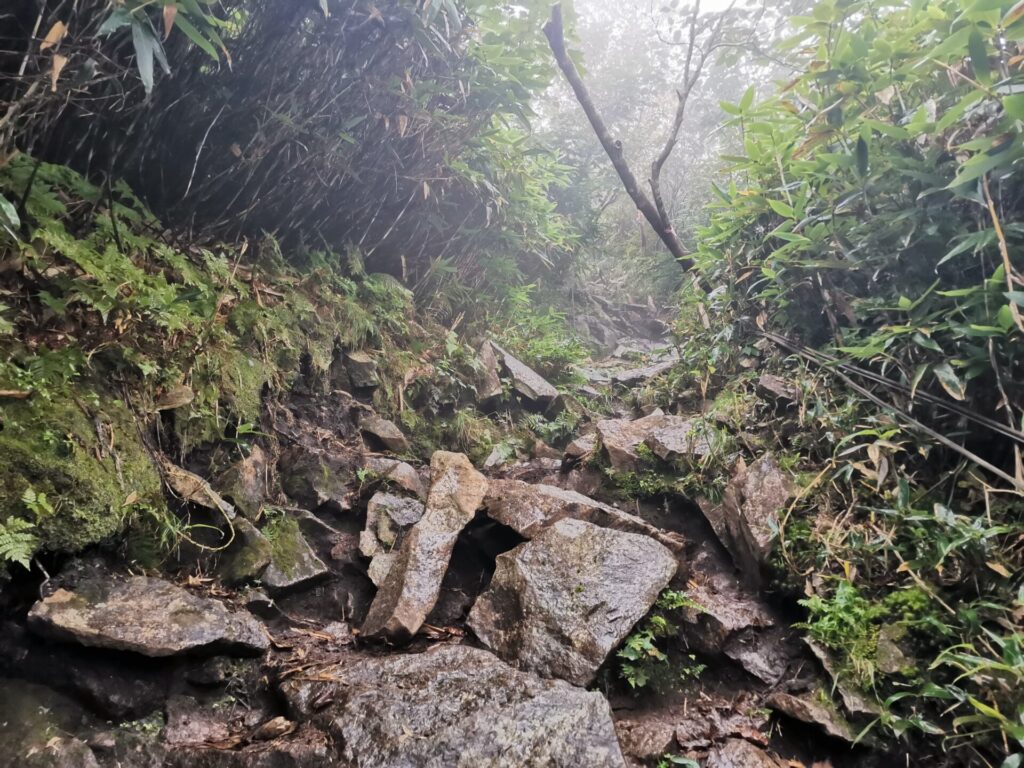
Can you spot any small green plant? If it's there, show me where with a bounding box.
[521,409,580,446]
[0,490,46,570]
[797,580,885,688]
[656,756,699,768]
[0,517,38,570]
[617,589,706,692]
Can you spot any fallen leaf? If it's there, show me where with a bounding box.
[40,21,67,52]
[50,54,69,92]
[163,4,178,40]
[987,561,1012,578]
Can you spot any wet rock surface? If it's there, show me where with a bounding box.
[280,644,627,768]
[260,514,330,594]
[483,478,683,550]
[360,451,488,641]
[27,568,268,657]
[468,518,677,686]
[698,454,794,586]
[596,408,668,472]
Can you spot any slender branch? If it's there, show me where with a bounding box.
[543,4,693,270]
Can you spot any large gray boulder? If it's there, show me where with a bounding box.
[468,518,677,686]
[280,644,626,768]
[483,479,683,551]
[360,451,488,641]
[698,455,794,586]
[27,571,268,657]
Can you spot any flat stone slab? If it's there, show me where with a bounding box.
[484,479,683,551]
[28,573,268,657]
[280,644,626,768]
[612,359,676,386]
[493,343,559,402]
[468,518,677,686]
[360,451,488,641]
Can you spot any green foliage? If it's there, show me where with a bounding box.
[97,0,229,94]
[520,409,580,446]
[617,589,706,693]
[0,516,38,570]
[671,1,1024,759]
[798,580,885,688]
[494,284,587,380]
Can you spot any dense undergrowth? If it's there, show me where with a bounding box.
[656,1,1024,764]
[0,154,584,570]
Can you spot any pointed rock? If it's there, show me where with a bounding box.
[758,372,798,402]
[279,645,625,768]
[359,414,410,453]
[698,455,794,586]
[805,639,882,718]
[767,690,857,743]
[279,446,356,510]
[475,340,504,400]
[645,416,711,461]
[612,358,675,386]
[159,456,235,517]
[492,343,559,403]
[363,455,427,498]
[359,491,425,587]
[483,478,683,551]
[565,432,597,462]
[28,571,268,657]
[468,518,677,686]
[595,409,666,472]
[214,445,268,520]
[217,517,272,586]
[360,451,488,641]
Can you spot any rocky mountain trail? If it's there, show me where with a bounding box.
[0,332,873,768]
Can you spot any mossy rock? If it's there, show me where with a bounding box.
[0,390,164,555]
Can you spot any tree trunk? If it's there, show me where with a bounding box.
[543,4,693,271]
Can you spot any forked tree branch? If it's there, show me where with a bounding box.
[543,3,693,271]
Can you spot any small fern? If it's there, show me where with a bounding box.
[0,518,38,570]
